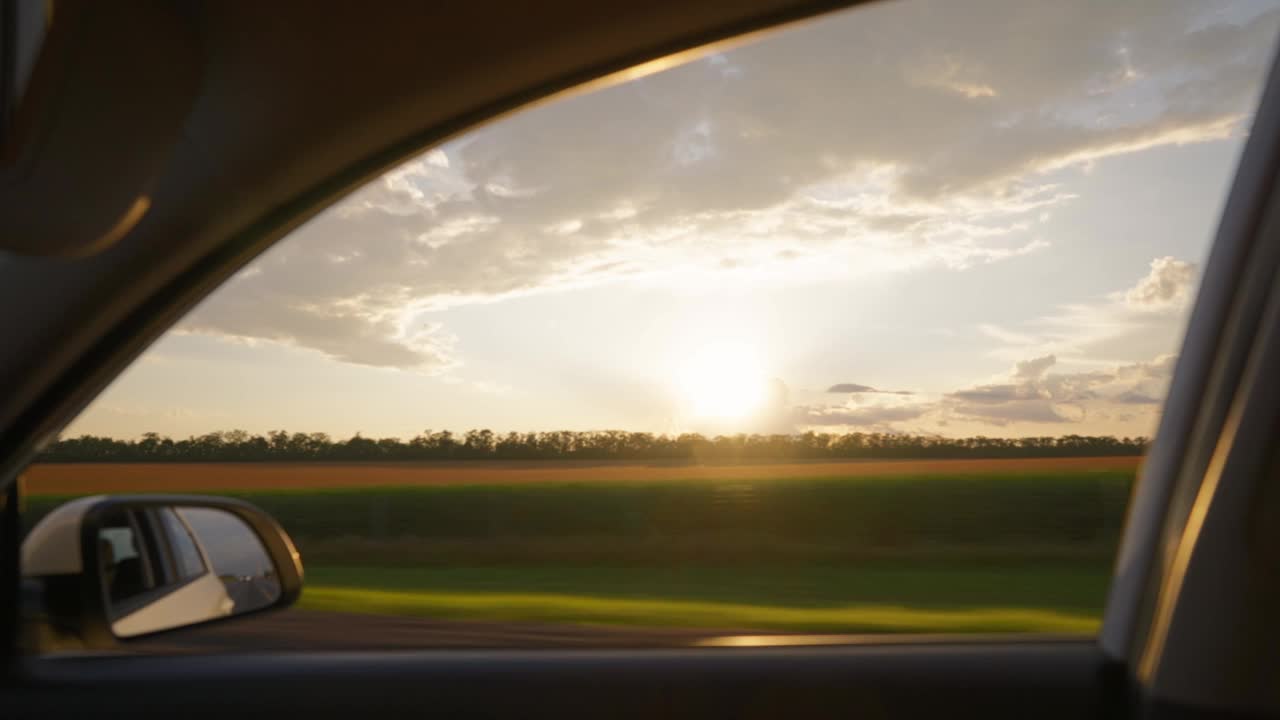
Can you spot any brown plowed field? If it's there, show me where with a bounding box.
[23,456,1141,495]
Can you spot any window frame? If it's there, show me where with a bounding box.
[0,1,1278,716]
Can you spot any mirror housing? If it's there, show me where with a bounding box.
[21,495,303,650]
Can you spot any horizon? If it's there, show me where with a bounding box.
[55,427,1153,443]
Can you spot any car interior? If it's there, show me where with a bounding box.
[99,511,152,605]
[2,0,1280,717]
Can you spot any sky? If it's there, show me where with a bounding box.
[68,0,1280,441]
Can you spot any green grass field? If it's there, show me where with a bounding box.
[24,467,1132,634]
[27,469,1132,559]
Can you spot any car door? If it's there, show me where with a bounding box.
[2,1,1279,718]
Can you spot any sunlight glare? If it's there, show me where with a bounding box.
[675,342,768,422]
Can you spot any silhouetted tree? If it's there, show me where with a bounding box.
[36,429,1150,463]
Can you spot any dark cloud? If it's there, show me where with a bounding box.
[827,383,876,393]
[826,383,914,395]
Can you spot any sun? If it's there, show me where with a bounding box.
[675,342,768,422]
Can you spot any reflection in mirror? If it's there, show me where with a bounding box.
[99,506,281,638]
[179,507,282,615]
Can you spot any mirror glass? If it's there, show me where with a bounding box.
[96,506,281,638]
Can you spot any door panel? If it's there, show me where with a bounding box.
[9,641,1104,719]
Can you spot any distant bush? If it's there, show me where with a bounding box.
[35,429,1149,463]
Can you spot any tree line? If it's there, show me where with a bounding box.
[36,430,1149,463]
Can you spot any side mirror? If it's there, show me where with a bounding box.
[21,495,303,649]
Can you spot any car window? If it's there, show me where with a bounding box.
[98,512,156,604]
[98,527,138,564]
[22,0,1280,652]
[155,508,206,581]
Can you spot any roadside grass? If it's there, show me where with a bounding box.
[299,587,1099,634]
[299,563,1109,634]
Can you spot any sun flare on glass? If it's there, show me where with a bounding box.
[675,342,768,422]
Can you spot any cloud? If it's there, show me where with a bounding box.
[944,352,1177,425]
[827,383,876,393]
[182,1,1276,369]
[826,383,913,395]
[950,398,1078,425]
[1013,354,1056,381]
[1107,352,1178,404]
[795,403,931,427]
[761,379,931,432]
[1116,353,1177,380]
[184,295,459,371]
[1125,256,1198,310]
[949,384,1025,405]
[1115,390,1162,405]
[945,354,1086,425]
[979,257,1199,362]
[786,350,1177,433]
